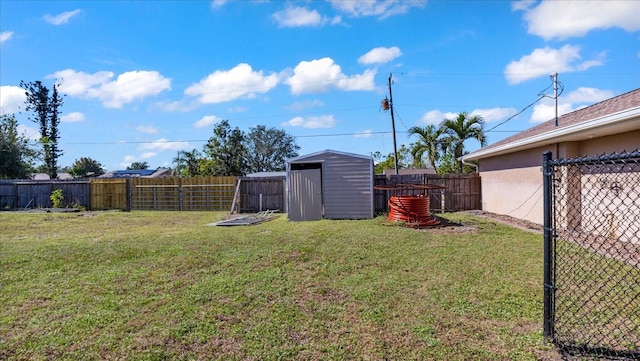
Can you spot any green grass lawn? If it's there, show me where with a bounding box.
[0,211,558,360]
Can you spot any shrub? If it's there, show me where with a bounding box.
[50,189,64,208]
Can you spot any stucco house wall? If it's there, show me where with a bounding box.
[478,132,640,224]
[464,88,640,225]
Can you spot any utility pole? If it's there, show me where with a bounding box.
[552,72,558,127]
[387,73,399,175]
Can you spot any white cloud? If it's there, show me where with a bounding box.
[565,87,615,104]
[17,125,41,140]
[470,107,517,122]
[48,69,114,96]
[155,100,195,112]
[211,0,227,9]
[282,115,337,128]
[286,57,376,94]
[43,9,82,25]
[504,45,603,85]
[530,87,615,123]
[420,108,516,126]
[120,152,158,168]
[122,155,137,165]
[185,63,278,104]
[272,6,333,27]
[136,124,159,134]
[227,105,247,113]
[328,0,426,19]
[358,46,402,65]
[285,99,324,111]
[61,111,85,123]
[511,0,536,12]
[529,101,574,124]
[419,110,457,125]
[139,138,191,151]
[0,85,26,114]
[48,69,171,108]
[91,71,171,108]
[515,0,640,40]
[354,129,373,138]
[0,31,13,44]
[194,115,222,128]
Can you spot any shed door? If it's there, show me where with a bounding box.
[289,168,322,221]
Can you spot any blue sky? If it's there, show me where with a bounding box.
[1,0,639,171]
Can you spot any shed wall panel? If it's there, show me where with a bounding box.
[321,154,373,219]
[288,168,323,221]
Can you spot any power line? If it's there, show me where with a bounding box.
[62,130,402,145]
[485,95,544,133]
[485,77,558,133]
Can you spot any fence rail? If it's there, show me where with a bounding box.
[543,150,640,359]
[0,180,90,209]
[374,173,481,213]
[1,173,481,214]
[235,177,286,213]
[0,177,236,211]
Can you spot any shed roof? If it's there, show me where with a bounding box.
[287,149,372,163]
[463,88,640,161]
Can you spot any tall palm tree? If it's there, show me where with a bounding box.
[440,112,487,173]
[172,149,202,177]
[172,151,186,176]
[408,124,443,173]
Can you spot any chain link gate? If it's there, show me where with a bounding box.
[543,150,640,359]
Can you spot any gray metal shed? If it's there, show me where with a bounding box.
[286,150,374,221]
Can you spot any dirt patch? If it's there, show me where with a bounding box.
[418,217,479,234]
[464,210,543,234]
[379,211,544,234]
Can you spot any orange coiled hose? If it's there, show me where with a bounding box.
[388,195,440,227]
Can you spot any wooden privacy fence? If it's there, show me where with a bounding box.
[129,176,236,211]
[374,173,481,213]
[233,176,286,213]
[2,174,480,213]
[91,179,128,210]
[0,180,90,209]
[1,177,237,211]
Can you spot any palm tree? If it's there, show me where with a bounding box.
[408,124,444,173]
[172,149,202,177]
[440,112,487,173]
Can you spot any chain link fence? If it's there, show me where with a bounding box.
[543,150,640,359]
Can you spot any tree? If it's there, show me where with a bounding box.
[0,114,38,179]
[172,149,203,177]
[246,125,299,173]
[372,145,413,174]
[69,157,105,178]
[202,120,247,176]
[127,161,149,170]
[440,112,486,173]
[437,149,476,174]
[408,124,444,174]
[20,80,64,179]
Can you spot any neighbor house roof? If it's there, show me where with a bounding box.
[463,88,640,161]
[99,168,172,178]
[31,173,73,180]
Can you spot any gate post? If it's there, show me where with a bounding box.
[542,151,554,340]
